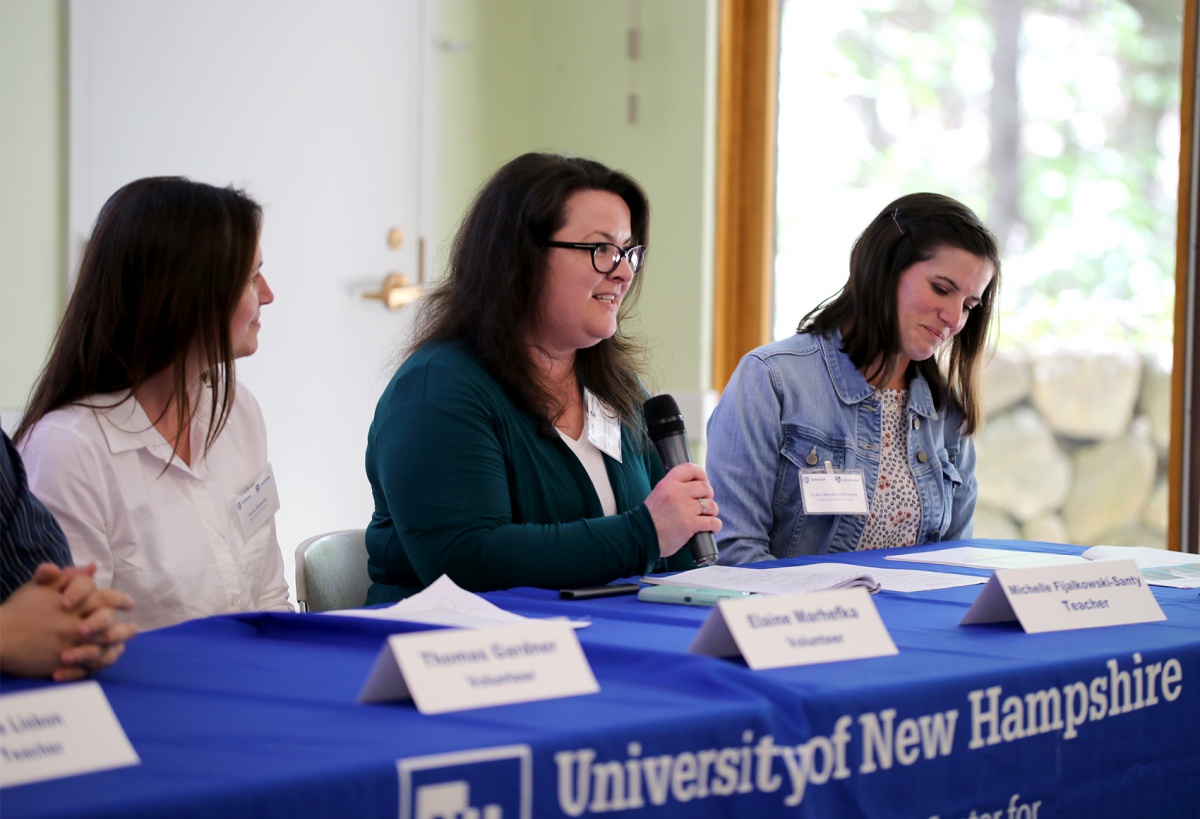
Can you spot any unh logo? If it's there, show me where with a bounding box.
[399,745,531,819]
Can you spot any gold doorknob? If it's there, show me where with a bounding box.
[363,273,422,310]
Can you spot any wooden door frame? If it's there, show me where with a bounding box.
[712,0,778,390]
[1172,0,1198,553]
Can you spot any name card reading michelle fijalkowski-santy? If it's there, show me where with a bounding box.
[357,620,599,714]
[0,681,139,788]
[689,588,898,670]
[961,558,1166,634]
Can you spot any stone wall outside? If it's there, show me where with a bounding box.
[974,344,1171,549]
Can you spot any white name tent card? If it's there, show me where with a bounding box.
[960,558,1166,633]
[358,620,599,713]
[689,588,898,670]
[0,681,139,788]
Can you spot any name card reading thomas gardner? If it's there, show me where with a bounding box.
[689,588,898,671]
[0,681,139,788]
[357,620,599,714]
[961,558,1166,634]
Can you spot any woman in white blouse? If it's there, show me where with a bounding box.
[15,177,292,630]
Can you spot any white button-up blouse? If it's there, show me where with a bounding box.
[19,384,292,630]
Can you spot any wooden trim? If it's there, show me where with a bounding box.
[712,0,779,390]
[1172,0,1199,553]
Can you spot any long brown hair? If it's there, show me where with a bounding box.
[800,192,1001,435]
[15,177,262,455]
[410,152,651,434]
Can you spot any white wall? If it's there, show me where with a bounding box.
[434,0,718,412]
[1,0,719,425]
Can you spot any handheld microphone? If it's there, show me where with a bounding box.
[643,394,719,567]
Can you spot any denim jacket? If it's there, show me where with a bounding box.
[706,330,976,563]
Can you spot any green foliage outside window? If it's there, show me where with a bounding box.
[776,0,1182,351]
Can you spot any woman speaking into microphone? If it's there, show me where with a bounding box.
[363,153,719,603]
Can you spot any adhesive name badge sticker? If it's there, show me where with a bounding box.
[960,558,1166,633]
[358,620,600,713]
[0,681,139,788]
[689,588,898,670]
[585,389,622,463]
[234,463,281,540]
[799,470,869,515]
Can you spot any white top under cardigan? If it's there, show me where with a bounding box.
[558,428,618,517]
[19,384,292,630]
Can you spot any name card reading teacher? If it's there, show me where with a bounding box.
[358,620,599,713]
[0,681,139,788]
[961,558,1165,633]
[689,588,897,670]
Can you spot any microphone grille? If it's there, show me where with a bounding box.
[643,394,686,440]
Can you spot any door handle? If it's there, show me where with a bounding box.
[363,272,421,310]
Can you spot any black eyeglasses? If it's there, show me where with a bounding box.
[544,241,646,276]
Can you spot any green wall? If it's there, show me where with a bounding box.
[0,0,65,410]
[435,0,718,397]
[0,0,717,410]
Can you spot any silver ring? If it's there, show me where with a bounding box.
[699,498,708,515]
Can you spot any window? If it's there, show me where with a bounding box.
[714,0,1194,549]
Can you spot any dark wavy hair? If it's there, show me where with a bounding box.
[15,177,262,455]
[409,152,651,433]
[800,192,1001,435]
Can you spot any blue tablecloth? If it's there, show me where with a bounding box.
[3,539,1199,818]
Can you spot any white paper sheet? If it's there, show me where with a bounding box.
[1084,545,1200,588]
[885,546,1087,571]
[887,545,1200,590]
[644,562,984,595]
[324,575,586,628]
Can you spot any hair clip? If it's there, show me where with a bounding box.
[891,209,905,236]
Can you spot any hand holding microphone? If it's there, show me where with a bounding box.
[643,394,720,566]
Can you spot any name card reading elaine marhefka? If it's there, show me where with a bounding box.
[357,620,599,714]
[0,681,139,788]
[689,588,897,670]
[961,558,1165,634]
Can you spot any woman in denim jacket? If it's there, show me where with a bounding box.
[707,193,1001,562]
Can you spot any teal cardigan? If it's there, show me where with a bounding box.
[364,340,692,603]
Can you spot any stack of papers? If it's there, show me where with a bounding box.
[1084,545,1200,589]
[885,546,1086,571]
[886,545,1200,589]
[644,562,984,595]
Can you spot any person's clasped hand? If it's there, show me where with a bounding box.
[0,562,136,681]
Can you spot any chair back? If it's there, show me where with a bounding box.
[294,529,370,612]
